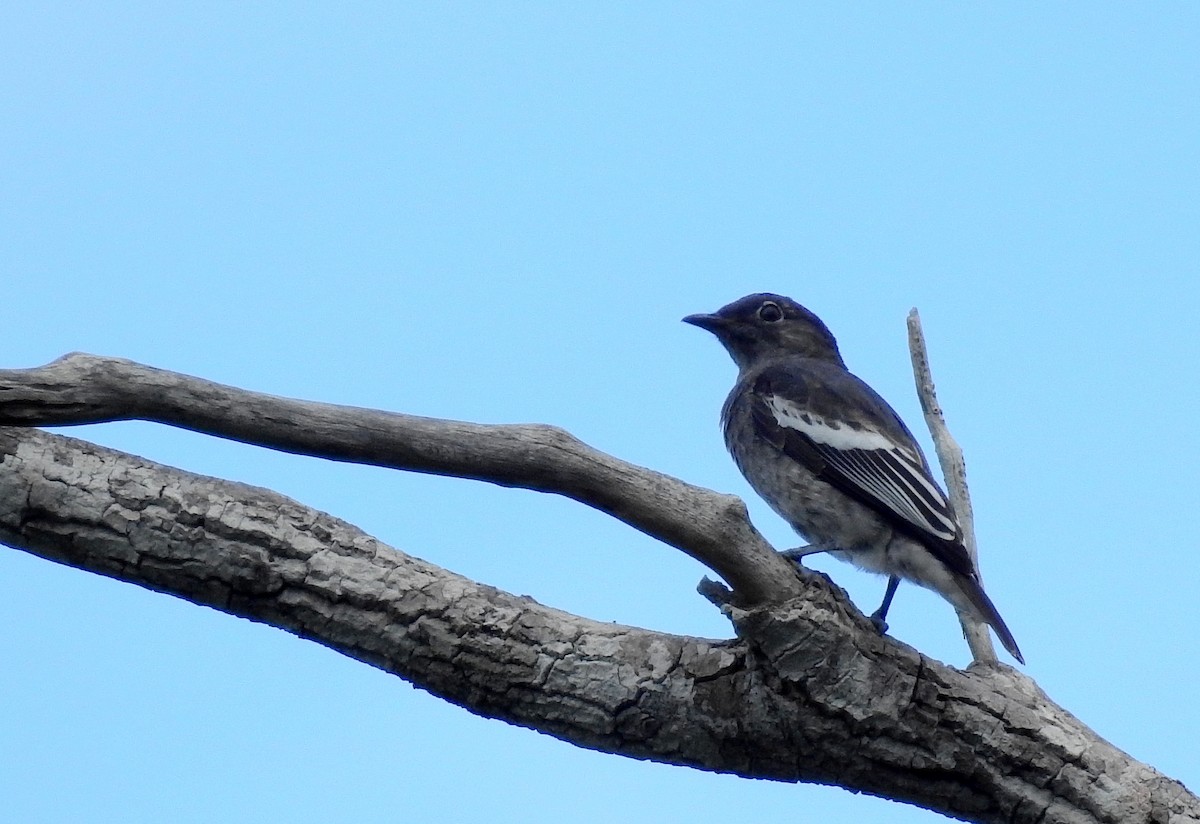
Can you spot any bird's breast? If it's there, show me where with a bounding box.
[721,387,892,551]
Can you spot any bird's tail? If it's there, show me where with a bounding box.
[957,575,1024,665]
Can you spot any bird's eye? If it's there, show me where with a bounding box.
[757,302,784,323]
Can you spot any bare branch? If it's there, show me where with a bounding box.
[3,351,1197,822]
[0,353,802,606]
[2,425,1196,824]
[906,310,995,664]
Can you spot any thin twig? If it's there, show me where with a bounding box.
[906,310,997,665]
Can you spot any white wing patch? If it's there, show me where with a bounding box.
[765,394,959,542]
[767,395,898,451]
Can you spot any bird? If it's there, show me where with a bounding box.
[684,292,1023,664]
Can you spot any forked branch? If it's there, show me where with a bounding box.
[0,352,1195,824]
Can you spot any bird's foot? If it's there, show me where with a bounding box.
[781,543,834,566]
[869,576,901,636]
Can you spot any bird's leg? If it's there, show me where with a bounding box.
[780,543,836,565]
[869,575,901,634]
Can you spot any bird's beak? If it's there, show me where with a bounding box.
[682,312,728,334]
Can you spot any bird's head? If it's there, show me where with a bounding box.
[683,293,845,371]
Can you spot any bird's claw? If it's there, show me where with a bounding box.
[868,611,890,635]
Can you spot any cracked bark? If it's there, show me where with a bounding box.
[0,354,1195,824]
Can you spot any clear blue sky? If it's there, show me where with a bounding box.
[3,4,1197,822]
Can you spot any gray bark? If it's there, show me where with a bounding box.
[0,354,1195,824]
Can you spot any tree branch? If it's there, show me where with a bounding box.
[906,309,996,664]
[0,353,800,606]
[1,356,1197,823]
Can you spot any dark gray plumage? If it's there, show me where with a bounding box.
[684,293,1023,664]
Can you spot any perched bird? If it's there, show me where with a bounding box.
[684,293,1023,664]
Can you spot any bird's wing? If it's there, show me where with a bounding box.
[749,363,973,576]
